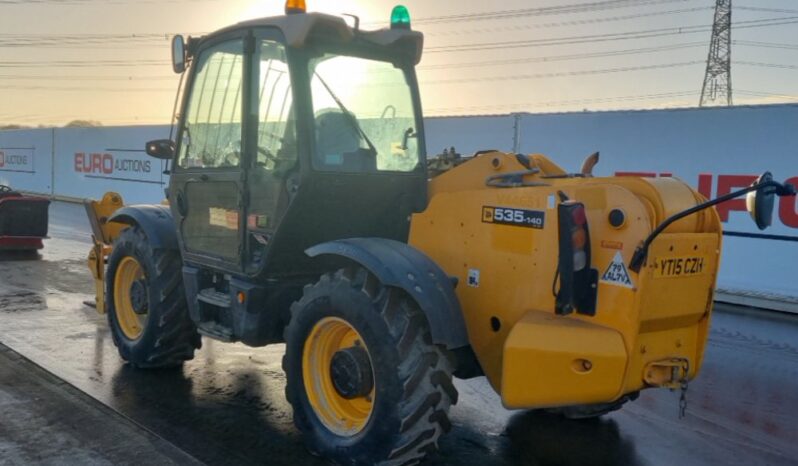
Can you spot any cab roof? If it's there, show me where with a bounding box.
[199,12,424,64]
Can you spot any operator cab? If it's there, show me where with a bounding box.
[148,6,428,278]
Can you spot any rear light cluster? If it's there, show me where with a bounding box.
[555,201,598,316]
[570,205,588,271]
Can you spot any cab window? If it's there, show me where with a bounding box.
[256,41,295,173]
[309,54,419,173]
[178,40,244,170]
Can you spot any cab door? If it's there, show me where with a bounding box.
[170,33,250,271]
[243,33,298,274]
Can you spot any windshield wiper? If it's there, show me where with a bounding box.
[314,73,378,156]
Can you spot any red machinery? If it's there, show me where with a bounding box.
[0,185,50,251]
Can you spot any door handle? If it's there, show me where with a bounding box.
[200,174,209,181]
[176,191,188,217]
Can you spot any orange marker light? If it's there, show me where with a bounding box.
[571,228,587,250]
[237,291,246,304]
[285,0,306,14]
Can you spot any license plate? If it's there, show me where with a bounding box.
[654,256,708,278]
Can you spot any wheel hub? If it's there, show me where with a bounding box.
[330,346,373,399]
[129,279,148,315]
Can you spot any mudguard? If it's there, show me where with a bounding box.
[306,237,469,350]
[108,205,178,250]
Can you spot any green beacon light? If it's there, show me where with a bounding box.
[390,5,411,30]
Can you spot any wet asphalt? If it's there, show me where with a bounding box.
[0,201,796,466]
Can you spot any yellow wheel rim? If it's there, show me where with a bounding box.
[113,256,148,340]
[302,317,375,436]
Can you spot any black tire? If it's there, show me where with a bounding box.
[283,267,458,466]
[106,225,200,368]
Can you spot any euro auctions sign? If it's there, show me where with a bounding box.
[74,152,152,177]
[0,148,35,173]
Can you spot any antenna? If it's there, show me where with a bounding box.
[700,0,732,107]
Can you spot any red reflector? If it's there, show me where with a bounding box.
[572,207,587,226]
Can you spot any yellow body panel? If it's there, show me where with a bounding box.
[84,192,125,314]
[502,311,627,408]
[409,152,721,409]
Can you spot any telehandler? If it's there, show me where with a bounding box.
[84,2,795,464]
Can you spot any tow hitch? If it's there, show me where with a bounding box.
[645,358,690,418]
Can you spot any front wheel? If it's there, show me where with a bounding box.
[283,268,458,466]
[106,226,200,368]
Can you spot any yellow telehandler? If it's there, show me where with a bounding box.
[84,2,795,464]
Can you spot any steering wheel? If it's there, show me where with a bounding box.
[0,185,12,193]
[257,146,277,163]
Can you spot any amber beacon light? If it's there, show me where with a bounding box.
[285,0,306,14]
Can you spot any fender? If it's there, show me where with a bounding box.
[306,237,469,350]
[108,205,178,250]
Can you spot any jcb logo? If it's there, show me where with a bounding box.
[482,207,494,222]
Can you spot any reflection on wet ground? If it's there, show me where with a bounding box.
[0,202,796,465]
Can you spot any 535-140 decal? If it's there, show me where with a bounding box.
[482,206,545,229]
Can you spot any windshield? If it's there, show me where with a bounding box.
[309,54,420,173]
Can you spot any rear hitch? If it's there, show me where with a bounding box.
[644,358,691,419]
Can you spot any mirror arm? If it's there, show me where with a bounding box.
[629,179,792,273]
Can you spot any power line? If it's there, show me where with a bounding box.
[733,40,798,51]
[422,61,704,85]
[420,42,707,71]
[426,90,700,114]
[736,89,798,99]
[1,58,792,83]
[426,16,798,53]
[735,61,798,70]
[0,74,176,81]
[736,6,798,15]
[0,85,174,92]
[0,60,170,68]
[425,6,714,37]
[370,0,696,26]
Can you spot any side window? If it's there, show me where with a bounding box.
[256,40,294,171]
[178,40,244,169]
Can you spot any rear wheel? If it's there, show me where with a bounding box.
[106,226,200,368]
[284,267,458,466]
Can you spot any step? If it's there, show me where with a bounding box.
[197,288,231,308]
[196,321,234,342]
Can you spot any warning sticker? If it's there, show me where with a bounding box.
[600,251,634,288]
[467,269,480,287]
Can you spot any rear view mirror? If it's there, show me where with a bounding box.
[172,35,186,74]
[746,172,776,230]
[146,139,175,160]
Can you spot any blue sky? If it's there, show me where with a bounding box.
[0,0,796,126]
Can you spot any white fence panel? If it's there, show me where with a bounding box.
[1,104,795,308]
[426,115,517,156]
[53,125,172,204]
[0,128,54,194]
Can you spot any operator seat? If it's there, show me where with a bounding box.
[314,109,375,172]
